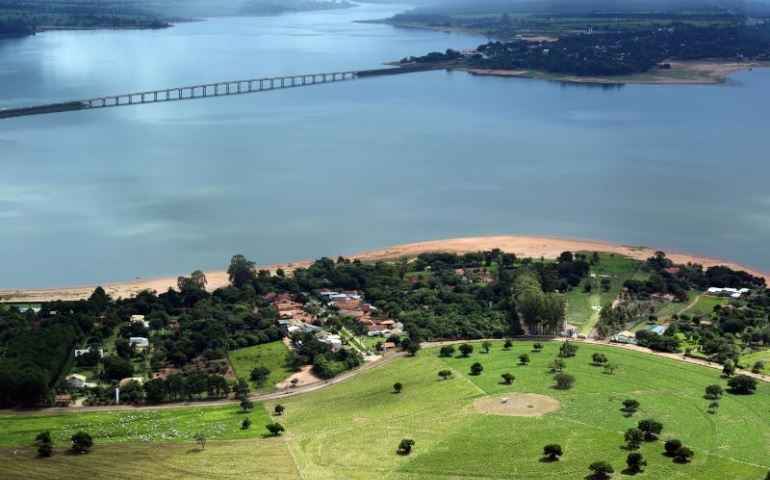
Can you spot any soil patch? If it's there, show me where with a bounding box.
[474,393,561,417]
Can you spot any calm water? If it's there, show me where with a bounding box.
[1,3,769,288]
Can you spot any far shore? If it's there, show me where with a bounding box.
[1,235,767,304]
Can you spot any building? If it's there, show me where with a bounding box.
[611,331,637,345]
[706,287,750,298]
[54,394,73,407]
[129,337,149,349]
[319,333,342,352]
[74,347,104,358]
[130,314,150,329]
[650,325,667,335]
[66,374,87,389]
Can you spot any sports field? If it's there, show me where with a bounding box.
[1,341,769,479]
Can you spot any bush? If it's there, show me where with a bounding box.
[459,344,473,357]
[554,373,575,390]
[71,431,93,454]
[439,345,455,357]
[727,374,757,394]
[588,460,614,479]
[397,438,415,455]
[705,384,723,399]
[470,362,484,375]
[266,422,285,436]
[637,419,663,441]
[241,418,251,430]
[673,446,694,463]
[559,341,578,358]
[664,439,682,456]
[626,452,647,473]
[393,382,403,393]
[624,428,643,449]
[519,354,530,365]
[621,399,639,415]
[501,373,515,385]
[543,444,562,460]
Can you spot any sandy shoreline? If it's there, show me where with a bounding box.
[459,60,769,85]
[1,235,767,303]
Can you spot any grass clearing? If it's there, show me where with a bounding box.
[228,341,293,390]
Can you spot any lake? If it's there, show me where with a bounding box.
[1,3,768,288]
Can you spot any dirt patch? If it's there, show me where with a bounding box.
[474,393,561,417]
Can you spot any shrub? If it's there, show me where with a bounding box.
[71,431,93,454]
[624,428,644,449]
[393,382,403,393]
[519,354,530,365]
[621,399,639,415]
[266,422,285,436]
[241,418,251,430]
[459,344,473,357]
[554,373,575,390]
[438,370,452,380]
[588,460,614,479]
[543,444,562,460]
[664,439,682,456]
[727,374,757,394]
[470,362,484,375]
[626,452,647,473]
[637,419,662,441]
[397,438,415,455]
[501,373,515,385]
[705,384,723,399]
[674,446,694,463]
[439,345,455,357]
[559,341,578,358]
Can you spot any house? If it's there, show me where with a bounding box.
[611,331,637,345]
[129,337,149,349]
[66,374,87,389]
[119,377,145,387]
[74,347,104,358]
[54,394,73,407]
[319,334,342,352]
[706,287,750,298]
[650,325,667,335]
[130,314,150,329]
[381,342,397,351]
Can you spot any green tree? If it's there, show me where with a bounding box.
[550,358,566,372]
[622,399,639,416]
[240,397,254,412]
[194,432,207,450]
[35,431,53,458]
[588,460,614,479]
[439,345,455,357]
[459,344,473,357]
[722,359,736,376]
[470,362,484,375]
[664,439,682,456]
[241,417,251,430]
[503,339,513,350]
[591,352,608,365]
[533,342,544,352]
[637,419,663,441]
[603,363,618,375]
[70,431,93,454]
[624,428,644,449]
[705,384,723,399]
[233,378,250,398]
[501,372,515,385]
[250,366,271,387]
[397,438,415,455]
[626,452,647,473]
[674,446,694,463]
[405,341,421,356]
[274,404,285,416]
[266,422,285,436]
[543,444,562,461]
[101,355,133,381]
[708,401,719,414]
[559,341,578,358]
[482,341,492,353]
[728,374,758,394]
[554,373,575,390]
[519,353,530,365]
[438,370,452,380]
[393,382,403,393]
[228,254,256,289]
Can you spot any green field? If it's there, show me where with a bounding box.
[566,253,642,334]
[228,341,293,390]
[2,340,769,479]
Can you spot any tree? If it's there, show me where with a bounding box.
[274,404,285,416]
[543,444,563,461]
[533,342,544,352]
[664,439,682,456]
[102,355,133,381]
[240,397,254,412]
[501,372,515,385]
[241,418,251,430]
[405,341,421,356]
[722,359,736,376]
[397,438,415,455]
[481,341,492,354]
[266,422,285,436]
[70,431,93,454]
[728,374,758,394]
[194,432,207,450]
[439,345,455,357]
[705,384,723,399]
[503,339,513,350]
[470,362,484,375]
[708,401,719,414]
[250,366,271,387]
[228,254,256,289]
[554,373,575,390]
[622,399,639,416]
[674,446,694,463]
[591,353,608,366]
[626,452,647,473]
[519,353,530,365]
[35,431,53,458]
[637,419,663,441]
[559,341,578,358]
[550,358,566,372]
[751,360,765,374]
[233,378,250,398]
[604,363,618,375]
[438,370,452,380]
[588,460,614,479]
[459,343,474,357]
[624,428,644,449]
[393,382,403,393]
[144,378,168,404]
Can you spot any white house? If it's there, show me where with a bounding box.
[611,331,637,345]
[319,334,343,352]
[66,374,87,389]
[707,287,750,298]
[130,314,150,329]
[74,347,104,358]
[129,337,149,349]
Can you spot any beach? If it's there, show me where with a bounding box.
[1,235,767,303]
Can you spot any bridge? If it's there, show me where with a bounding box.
[0,65,438,120]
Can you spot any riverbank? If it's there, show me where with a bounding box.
[2,235,767,303]
[459,60,770,85]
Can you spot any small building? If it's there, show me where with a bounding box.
[611,331,637,345]
[66,374,87,389]
[129,337,149,349]
[129,314,150,329]
[54,394,73,407]
[650,325,667,335]
[381,342,397,351]
[74,347,104,358]
[119,377,145,387]
[706,287,750,298]
[319,334,343,352]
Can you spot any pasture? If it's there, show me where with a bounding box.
[2,341,770,479]
[228,341,293,390]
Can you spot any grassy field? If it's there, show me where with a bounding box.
[228,341,293,390]
[566,253,642,334]
[2,341,770,479]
